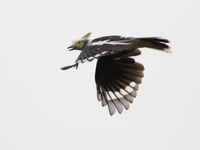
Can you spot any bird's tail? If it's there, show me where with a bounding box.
[136,37,171,53]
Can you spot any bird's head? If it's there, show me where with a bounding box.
[67,32,91,51]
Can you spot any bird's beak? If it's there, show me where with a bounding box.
[67,46,75,51]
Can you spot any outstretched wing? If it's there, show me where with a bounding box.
[61,36,133,70]
[95,51,144,116]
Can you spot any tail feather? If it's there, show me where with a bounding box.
[135,37,171,52]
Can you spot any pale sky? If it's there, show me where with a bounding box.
[0,0,200,150]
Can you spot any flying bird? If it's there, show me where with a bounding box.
[61,32,170,116]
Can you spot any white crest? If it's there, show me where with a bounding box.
[81,32,92,40]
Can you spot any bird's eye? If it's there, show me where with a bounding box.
[77,40,82,46]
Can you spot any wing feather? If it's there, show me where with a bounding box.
[95,55,144,115]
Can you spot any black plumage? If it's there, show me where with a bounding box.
[61,33,170,115]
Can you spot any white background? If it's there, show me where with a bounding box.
[0,0,200,150]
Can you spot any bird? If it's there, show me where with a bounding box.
[61,32,170,116]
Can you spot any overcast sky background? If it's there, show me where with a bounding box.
[0,0,200,150]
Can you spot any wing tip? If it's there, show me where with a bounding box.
[61,64,78,70]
